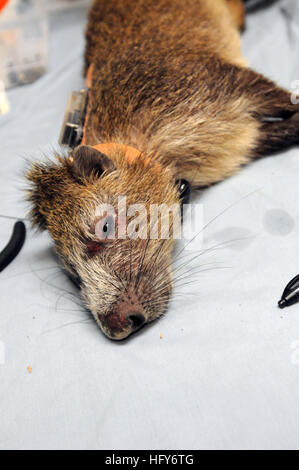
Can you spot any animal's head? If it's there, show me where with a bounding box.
[26,144,190,340]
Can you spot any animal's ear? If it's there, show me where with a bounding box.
[26,158,71,231]
[71,145,115,179]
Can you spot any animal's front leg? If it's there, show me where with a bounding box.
[189,72,299,186]
[256,112,299,157]
[240,68,299,157]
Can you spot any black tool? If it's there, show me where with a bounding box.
[59,89,89,148]
[0,221,26,272]
[278,274,299,309]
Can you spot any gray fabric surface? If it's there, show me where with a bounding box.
[0,1,299,450]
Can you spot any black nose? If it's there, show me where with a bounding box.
[129,313,146,330]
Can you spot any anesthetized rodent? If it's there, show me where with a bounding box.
[27,0,299,340]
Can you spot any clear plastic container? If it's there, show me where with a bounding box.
[0,0,90,88]
[0,0,48,88]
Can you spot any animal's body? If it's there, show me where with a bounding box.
[27,0,299,340]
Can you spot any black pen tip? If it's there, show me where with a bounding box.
[278,299,287,309]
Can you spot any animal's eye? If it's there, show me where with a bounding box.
[87,213,116,255]
[95,215,115,240]
[176,179,191,205]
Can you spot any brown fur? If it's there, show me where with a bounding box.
[27,0,299,340]
[226,0,246,30]
[83,0,298,186]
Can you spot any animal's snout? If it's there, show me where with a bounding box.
[128,312,146,329]
[98,302,147,340]
[95,264,172,340]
